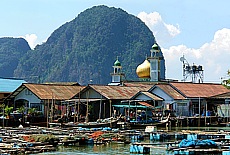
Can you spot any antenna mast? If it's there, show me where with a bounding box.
[180,55,204,83]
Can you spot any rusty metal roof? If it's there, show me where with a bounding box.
[138,91,163,101]
[210,91,230,99]
[43,82,80,86]
[8,83,85,100]
[89,85,152,99]
[156,83,186,100]
[170,82,230,98]
[24,84,85,100]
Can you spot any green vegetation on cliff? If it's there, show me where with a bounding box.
[9,5,163,85]
[0,37,30,78]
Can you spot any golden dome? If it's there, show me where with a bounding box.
[136,59,150,78]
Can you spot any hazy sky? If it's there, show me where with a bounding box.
[1,0,230,83]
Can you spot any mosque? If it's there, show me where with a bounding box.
[4,42,230,126]
[109,42,166,85]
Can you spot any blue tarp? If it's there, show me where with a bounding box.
[178,139,217,148]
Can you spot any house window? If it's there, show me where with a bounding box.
[4,93,10,97]
[30,103,42,111]
[25,89,32,95]
[177,102,187,106]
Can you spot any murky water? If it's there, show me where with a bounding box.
[36,126,229,155]
[37,143,171,155]
[38,144,130,155]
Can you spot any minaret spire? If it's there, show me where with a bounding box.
[108,57,124,85]
[148,43,160,81]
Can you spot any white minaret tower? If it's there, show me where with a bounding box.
[148,43,160,81]
[109,57,124,85]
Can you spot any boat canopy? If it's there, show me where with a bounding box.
[112,104,154,109]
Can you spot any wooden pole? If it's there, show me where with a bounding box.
[86,91,89,122]
[47,100,49,128]
[198,97,200,128]
[74,100,76,123]
[128,100,130,120]
[110,100,112,127]
[2,105,4,128]
[104,102,106,119]
[77,88,81,122]
[135,102,137,122]
[99,93,102,119]
[205,101,207,126]
[51,93,54,123]
[110,100,112,118]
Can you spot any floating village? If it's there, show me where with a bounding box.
[1,43,230,154]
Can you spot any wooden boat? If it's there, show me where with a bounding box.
[128,117,169,129]
[76,117,119,128]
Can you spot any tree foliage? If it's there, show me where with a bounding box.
[222,70,230,89]
[11,5,165,85]
[0,38,30,78]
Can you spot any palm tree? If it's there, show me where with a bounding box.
[4,105,13,118]
[28,108,38,116]
[17,106,26,124]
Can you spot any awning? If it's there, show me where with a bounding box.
[113,103,154,109]
[138,101,154,108]
[60,99,106,105]
[113,105,148,108]
[155,106,163,109]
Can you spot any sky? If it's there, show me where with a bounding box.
[1,0,230,83]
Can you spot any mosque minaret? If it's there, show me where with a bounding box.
[136,43,165,81]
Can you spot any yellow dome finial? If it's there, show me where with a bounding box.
[136,59,150,78]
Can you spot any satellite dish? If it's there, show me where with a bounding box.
[180,56,185,62]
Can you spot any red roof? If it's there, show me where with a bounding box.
[170,82,230,98]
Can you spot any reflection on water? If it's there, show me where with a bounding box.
[37,143,130,155]
[172,126,230,131]
[36,127,228,155]
[37,142,169,155]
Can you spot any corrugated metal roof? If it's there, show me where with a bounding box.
[43,82,80,86]
[140,92,163,101]
[210,91,230,99]
[170,82,230,98]
[90,85,152,99]
[123,82,155,87]
[0,78,26,93]
[24,84,85,100]
[156,84,186,100]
